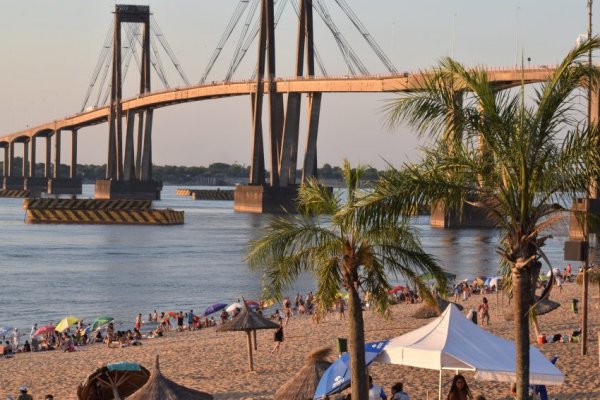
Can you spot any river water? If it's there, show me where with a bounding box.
[0,185,569,331]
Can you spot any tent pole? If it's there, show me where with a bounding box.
[438,369,442,400]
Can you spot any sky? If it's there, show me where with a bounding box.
[0,0,594,169]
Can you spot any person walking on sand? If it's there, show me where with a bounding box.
[478,297,490,326]
[271,321,284,353]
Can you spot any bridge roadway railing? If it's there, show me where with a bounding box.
[0,64,561,145]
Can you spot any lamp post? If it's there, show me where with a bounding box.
[582,0,593,356]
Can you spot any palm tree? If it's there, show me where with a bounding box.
[362,39,600,399]
[246,161,445,400]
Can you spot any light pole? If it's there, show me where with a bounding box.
[515,7,520,67]
[582,0,593,356]
[452,13,457,58]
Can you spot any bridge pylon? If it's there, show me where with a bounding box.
[235,0,322,213]
[96,4,162,200]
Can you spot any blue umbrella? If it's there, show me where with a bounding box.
[202,302,228,317]
[314,340,388,399]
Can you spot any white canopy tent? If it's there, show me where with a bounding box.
[375,304,564,399]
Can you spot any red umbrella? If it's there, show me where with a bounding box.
[245,300,260,309]
[168,311,178,318]
[34,325,54,336]
[388,285,405,294]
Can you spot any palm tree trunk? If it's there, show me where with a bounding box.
[513,266,532,400]
[348,284,368,399]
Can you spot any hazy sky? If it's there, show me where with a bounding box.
[0,1,592,169]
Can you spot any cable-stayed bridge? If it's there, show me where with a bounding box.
[0,1,559,212]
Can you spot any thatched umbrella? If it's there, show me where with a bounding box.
[77,362,150,400]
[274,347,333,400]
[412,296,464,319]
[503,297,561,321]
[216,298,279,371]
[127,355,213,400]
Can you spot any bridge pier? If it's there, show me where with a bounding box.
[47,129,82,196]
[235,0,321,214]
[96,4,160,201]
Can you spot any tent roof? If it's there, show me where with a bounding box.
[376,304,564,385]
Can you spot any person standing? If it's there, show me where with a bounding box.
[478,297,490,326]
[391,382,409,400]
[368,375,387,399]
[271,321,284,353]
[446,374,472,400]
[135,313,142,332]
[29,324,37,340]
[16,386,33,400]
[188,309,195,330]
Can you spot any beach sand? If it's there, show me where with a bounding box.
[0,281,598,399]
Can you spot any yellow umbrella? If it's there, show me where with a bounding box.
[336,291,349,300]
[55,316,79,333]
[262,298,276,308]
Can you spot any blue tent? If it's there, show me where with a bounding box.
[313,340,388,399]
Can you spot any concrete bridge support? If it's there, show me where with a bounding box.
[47,129,82,196]
[568,88,600,238]
[96,4,161,200]
[235,0,323,213]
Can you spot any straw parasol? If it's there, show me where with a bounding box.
[504,296,561,321]
[274,347,333,400]
[127,355,213,400]
[216,297,279,371]
[77,362,150,400]
[412,295,464,319]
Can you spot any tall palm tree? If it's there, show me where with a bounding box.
[246,161,445,400]
[362,39,600,399]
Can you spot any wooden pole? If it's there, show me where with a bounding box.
[253,329,258,350]
[246,330,254,371]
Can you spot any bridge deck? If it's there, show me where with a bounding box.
[0,67,554,144]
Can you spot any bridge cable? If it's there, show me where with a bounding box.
[81,22,113,111]
[151,16,191,86]
[95,39,114,108]
[288,0,328,76]
[333,0,397,73]
[200,0,251,84]
[229,0,289,81]
[225,0,260,82]
[101,23,146,106]
[249,0,290,81]
[313,0,368,75]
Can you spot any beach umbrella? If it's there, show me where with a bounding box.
[77,361,150,400]
[314,340,388,399]
[225,303,242,313]
[91,316,114,331]
[167,311,178,318]
[33,325,54,337]
[245,300,260,309]
[274,347,333,400]
[388,285,405,294]
[202,303,228,317]
[504,297,560,321]
[0,326,14,336]
[55,316,79,333]
[127,355,213,400]
[217,299,279,371]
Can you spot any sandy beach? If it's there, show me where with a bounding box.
[0,281,598,400]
